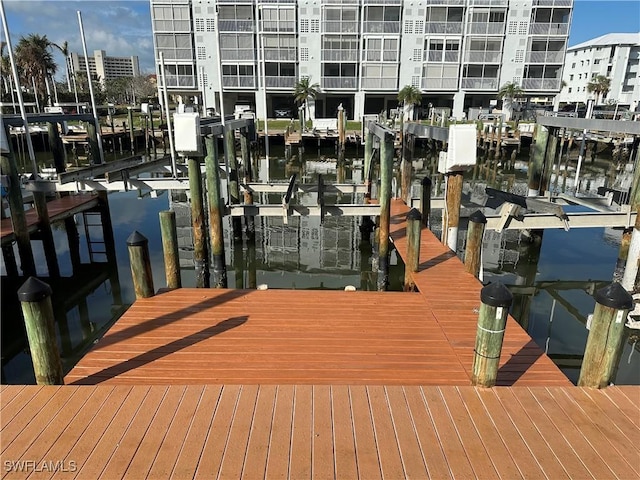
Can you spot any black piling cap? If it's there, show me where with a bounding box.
[421,177,432,187]
[127,230,148,247]
[481,281,513,308]
[18,277,52,302]
[595,282,633,310]
[407,208,422,221]
[469,210,487,224]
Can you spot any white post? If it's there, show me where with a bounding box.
[9,73,17,114]
[72,74,79,112]
[622,230,640,291]
[51,75,59,105]
[575,99,594,193]
[31,77,41,112]
[0,1,38,176]
[45,76,52,106]
[159,52,177,177]
[77,10,105,164]
[199,65,207,115]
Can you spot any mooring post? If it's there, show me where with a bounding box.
[47,122,65,174]
[17,277,64,385]
[204,135,228,288]
[465,210,487,278]
[442,170,464,252]
[471,282,513,387]
[159,210,181,289]
[247,229,257,289]
[33,192,60,278]
[337,104,345,151]
[364,130,374,203]
[240,128,255,235]
[540,127,558,195]
[420,176,432,229]
[578,283,633,388]
[401,132,413,205]
[126,231,154,299]
[404,208,422,292]
[127,107,135,154]
[377,130,394,291]
[225,126,242,240]
[0,144,36,276]
[86,122,102,165]
[528,125,549,196]
[187,156,209,288]
[149,107,157,158]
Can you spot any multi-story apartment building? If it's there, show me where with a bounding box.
[69,50,140,83]
[150,0,573,120]
[557,33,640,109]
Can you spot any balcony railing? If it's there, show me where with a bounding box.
[467,22,506,35]
[157,49,193,61]
[533,0,571,6]
[222,76,256,88]
[323,21,359,33]
[265,76,296,88]
[421,77,458,89]
[321,50,359,61]
[461,77,498,89]
[218,20,255,32]
[164,75,196,88]
[425,51,461,62]
[321,76,358,89]
[425,22,463,34]
[521,78,561,90]
[220,49,256,61]
[525,51,564,63]
[261,20,295,32]
[362,21,401,34]
[361,77,397,89]
[263,48,297,61]
[463,50,502,63]
[529,23,569,35]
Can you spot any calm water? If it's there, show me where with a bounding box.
[2,139,639,385]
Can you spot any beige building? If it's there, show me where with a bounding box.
[69,50,140,83]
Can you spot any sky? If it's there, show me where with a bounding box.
[1,0,639,80]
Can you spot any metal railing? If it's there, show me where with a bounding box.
[218,20,255,32]
[461,77,498,89]
[421,77,458,89]
[220,49,256,61]
[529,23,569,35]
[261,20,295,32]
[425,22,463,34]
[521,78,561,90]
[362,21,401,33]
[263,48,297,61]
[463,50,502,63]
[467,22,506,35]
[323,21,359,33]
[321,50,359,61]
[321,76,358,89]
[361,77,397,89]
[164,75,196,88]
[222,76,256,88]
[425,51,461,62]
[264,76,297,88]
[525,50,564,63]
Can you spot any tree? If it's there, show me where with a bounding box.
[587,75,611,104]
[497,82,524,121]
[397,85,422,121]
[1,42,11,97]
[52,40,71,90]
[293,77,319,130]
[14,34,57,107]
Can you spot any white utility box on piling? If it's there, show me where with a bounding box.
[173,112,203,156]
[438,124,477,174]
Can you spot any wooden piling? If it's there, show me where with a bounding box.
[442,170,464,252]
[420,177,432,229]
[126,231,154,299]
[204,135,227,288]
[471,282,513,387]
[33,192,60,278]
[364,130,374,203]
[86,122,101,165]
[159,210,181,289]
[149,107,157,157]
[401,132,413,205]
[47,122,65,173]
[240,128,255,235]
[404,208,422,292]
[17,277,64,385]
[127,107,135,153]
[465,210,487,278]
[0,147,36,276]
[377,131,394,291]
[528,125,549,196]
[188,156,209,288]
[225,126,242,239]
[540,128,558,195]
[578,282,633,388]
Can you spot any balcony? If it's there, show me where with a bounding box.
[222,76,256,88]
[425,22,464,34]
[421,77,458,89]
[467,22,506,35]
[220,49,256,61]
[164,75,196,88]
[461,77,498,89]
[261,20,295,33]
[533,0,571,6]
[361,77,397,89]
[323,21,359,33]
[321,77,358,89]
[521,78,561,90]
[321,50,359,61]
[263,48,297,61]
[264,76,296,88]
[463,51,502,63]
[425,51,460,62]
[525,51,564,63]
[218,20,255,32]
[529,23,569,35]
[362,21,400,34]
[157,49,193,61]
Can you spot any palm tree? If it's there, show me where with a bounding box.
[497,82,524,121]
[14,34,57,107]
[1,42,11,95]
[53,41,72,91]
[293,77,319,130]
[397,85,422,121]
[587,75,611,104]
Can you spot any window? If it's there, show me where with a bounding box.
[195,18,204,32]
[300,19,309,33]
[594,59,601,65]
[311,19,319,33]
[300,48,309,62]
[568,87,572,93]
[206,19,215,32]
[571,62,575,68]
[197,46,206,60]
[569,74,573,80]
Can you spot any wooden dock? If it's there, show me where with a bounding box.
[3,198,639,478]
[0,194,98,245]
